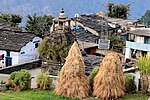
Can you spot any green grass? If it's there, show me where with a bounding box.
[0,90,79,100]
[0,90,150,100]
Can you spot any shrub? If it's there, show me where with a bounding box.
[0,80,6,84]
[7,69,31,91]
[135,55,150,94]
[124,73,136,93]
[88,66,99,89]
[36,71,52,90]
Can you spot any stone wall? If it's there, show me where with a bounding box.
[0,60,42,74]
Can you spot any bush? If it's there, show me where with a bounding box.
[0,80,6,84]
[88,66,99,89]
[7,69,31,91]
[125,73,136,93]
[36,71,52,90]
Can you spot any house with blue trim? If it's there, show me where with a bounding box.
[125,28,150,60]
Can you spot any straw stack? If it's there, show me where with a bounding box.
[55,42,90,99]
[93,52,125,99]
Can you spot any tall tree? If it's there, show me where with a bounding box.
[140,10,150,27]
[25,13,54,36]
[107,2,130,19]
[38,37,69,64]
[0,13,22,28]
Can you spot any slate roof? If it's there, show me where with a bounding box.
[0,29,36,52]
[127,28,150,37]
[74,27,99,43]
[83,54,104,75]
[75,14,116,33]
[0,20,20,31]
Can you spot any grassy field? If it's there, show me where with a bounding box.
[0,90,150,100]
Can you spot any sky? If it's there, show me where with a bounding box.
[0,0,149,25]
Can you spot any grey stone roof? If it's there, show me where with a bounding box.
[75,27,99,43]
[76,14,116,33]
[128,28,150,37]
[0,30,36,52]
[83,54,104,74]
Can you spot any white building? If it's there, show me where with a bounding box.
[0,30,42,68]
[125,28,150,60]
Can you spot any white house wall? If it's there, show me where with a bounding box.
[19,37,42,63]
[135,36,144,43]
[10,52,19,65]
[125,47,131,59]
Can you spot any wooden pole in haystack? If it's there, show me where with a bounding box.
[93,52,125,99]
[55,42,90,99]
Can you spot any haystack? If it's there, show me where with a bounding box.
[55,42,90,99]
[93,52,125,99]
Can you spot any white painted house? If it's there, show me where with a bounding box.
[125,28,150,60]
[0,29,42,68]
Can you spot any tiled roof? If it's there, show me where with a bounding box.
[0,30,36,51]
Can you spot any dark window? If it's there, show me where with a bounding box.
[35,43,39,48]
[127,34,135,42]
[6,51,10,56]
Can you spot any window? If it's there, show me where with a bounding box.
[35,43,39,48]
[6,51,10,56]
[128,34,135,42]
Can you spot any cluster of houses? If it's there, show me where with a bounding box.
[0,8,150,90]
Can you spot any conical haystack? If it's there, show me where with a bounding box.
[93,52,125,99]
[55,42,90,99]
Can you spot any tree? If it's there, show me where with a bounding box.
[93,53,125,99]
[38,37,69,64]
[140,10,150,27]
[55,42,90,99]
[0,13,22,29]
[108,34,125,53]
[107,2,130,19]
[135,55,150,94]
[25,13,54,36]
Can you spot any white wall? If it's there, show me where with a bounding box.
[10,52,19,65]
[135,36,144,43]
[125,47,131,59]
[19,37,42,63]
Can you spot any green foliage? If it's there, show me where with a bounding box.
[124,73,136,93]
[107,2,130,19]
[0,80,6,84]
[38,37,70,63]
[140,10,150,27]
[0,13,22,28]
[108,34,125,52]
[135,55,150,94]
[25,13,54,36]
[88,66,99,88]
[36,71,52,90]
[135,55,150,75]
[7,69,31,91]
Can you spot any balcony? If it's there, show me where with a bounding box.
[126,41,150,51]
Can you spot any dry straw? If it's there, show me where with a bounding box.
[55,42,90,99]
[93,52,125,99]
